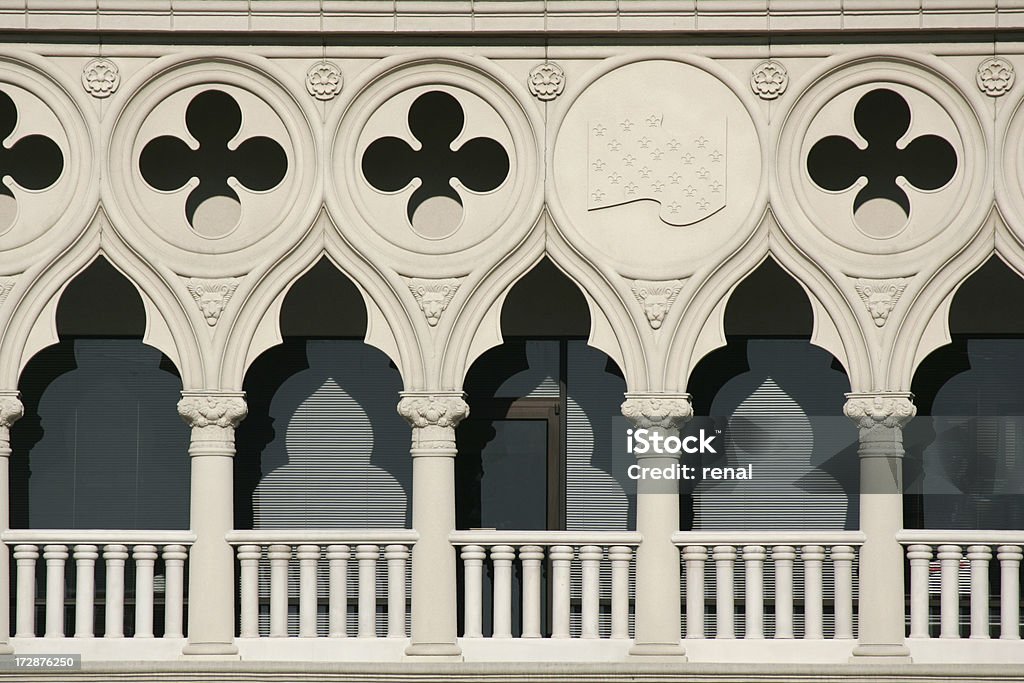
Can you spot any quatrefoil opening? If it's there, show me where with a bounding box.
[0,89,64,232]
[807,88,957,238]
[361,90,510,239]
[139,90,288,239]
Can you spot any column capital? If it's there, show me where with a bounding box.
[177,391,247,430]
[621,392,693,429]
[397,392,469,429]
[843,392,915,431]
[0,392,23,448]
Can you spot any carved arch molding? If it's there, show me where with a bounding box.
[0,48,1016,393]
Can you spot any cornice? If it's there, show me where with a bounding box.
[0,1,1016,37]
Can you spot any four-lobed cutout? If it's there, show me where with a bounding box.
[361,90,510,239]
[0,89,63,232]
[139,90,288,239]
[807,88,957,238]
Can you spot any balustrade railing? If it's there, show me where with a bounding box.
[226,529,416,639]
[449,531,641,640]
[2,530,194,639]
[898,530,1024,640]
[672,531,865,640]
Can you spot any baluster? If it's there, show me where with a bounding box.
[268,544,291,638]
[967,545,991,639]
[682,545,707,639]
[385,545,409,638]
[162,544,187,639]
[356,545,379,638]
[132,545,157,638]
[773,546,795,639]
[460,545,485,638]
[609,545,632,640]
[43,545,67,638]
[73,545,98,638]
[237,545,261,638]
[742,545,766,639]
[802,545,825,639]
[831,545,856,640]
[103,544,128,638]
[14,545,38,637]
[520,545,544,639]
[327,545,350,638]
[997,545,1022,640]
[550,545,573,639]
[580,545,602,639]
[938,545,962,639]
[297,545,319,638]
[713,545,736,639]
[491,545,515,638]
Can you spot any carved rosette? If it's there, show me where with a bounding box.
[853,278,908,328]
[977,57,1015,97]
[184,278,240,327]
[397,392,469,451]
[82,58,120,99]
[0,393,24,447]
[528,62,565,101]
[631,279,684,330]
[177,392,248,430]
[621,393,693,430]
[407,277,461,327]
[750,60,788,100]
[306,61,343,101]
[843,393,916,432]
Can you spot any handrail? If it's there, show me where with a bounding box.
[3,529,196,545]
[672,530,866,546]
[450,530,641,546]
[226,529,418,545]
[896,530,1024,545]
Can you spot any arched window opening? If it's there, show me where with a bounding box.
[687,259,856,533]
[909,257,1024,531]
[11,257,188,531]
[236,258,407,532]
[457,257,625,638]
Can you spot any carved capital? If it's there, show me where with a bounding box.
[177,392,247,430]
[397,393,469,429]
[621,393,693,429]
[0,393,23,450]
[844,393,915,431]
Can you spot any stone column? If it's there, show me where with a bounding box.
[177,391,247,656]
[622,393,692,657]
[844,392,915,661]
[0,393,23,654]
[398,392,468,657]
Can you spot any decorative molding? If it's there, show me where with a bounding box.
[397,394,469,430]
[630,279,684,330]
[177,393,248,430]
[977,57,1015,97]
[306,61,343,101]
[751,60,788,100]
[621,393,693,429]
[185,278,240,327]
[0,277,15,309]
[528,62,565,101]
[854,278,908,328]
[408,277,461,327]
[82,58,119,99]
[843,393,916,431]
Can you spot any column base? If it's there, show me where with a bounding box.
[629,642,687,658]
[404,642,463,659]
[849,643,912,663]
[181,642,240,657]
[0,642,13,655]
